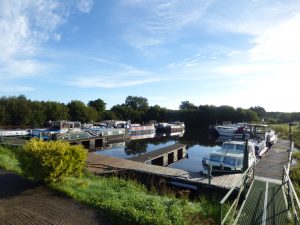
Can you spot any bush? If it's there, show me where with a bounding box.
[21,139,87,182]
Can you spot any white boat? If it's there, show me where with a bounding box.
[203,140,257,172]
[242,124,277,151]
[0,129,31,136]
[156,122,185,133]
[129,124,155,134]
[213,123,247,136]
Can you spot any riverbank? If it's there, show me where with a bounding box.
[0,145,220,225]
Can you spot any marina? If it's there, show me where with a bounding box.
[87,140,290,191]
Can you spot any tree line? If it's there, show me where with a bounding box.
[0,95,298,129]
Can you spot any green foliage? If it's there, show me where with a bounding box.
[67,100,98,123]
[125,96,149,111]
[88,98,106,113]
[270,123,300,148]
[0,146,22,174]
[52,174,219,225]
[21,139,87,182]
[44,101,69,121]
[179,101,198,111]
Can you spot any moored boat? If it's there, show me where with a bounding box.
[212,123,247,136]
[156,121,185,133]
[129,124,155,134]
[203,140,257,172]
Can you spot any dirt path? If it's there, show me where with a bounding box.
[0,169,114,225]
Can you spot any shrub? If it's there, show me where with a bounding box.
[21,139,87,182]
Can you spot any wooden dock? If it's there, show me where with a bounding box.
[130,143,186,166]
[86,139,291,191]
[87,152,243,190]
[87,153,189,178]
[235,139,291,225]
[254,139,290,181]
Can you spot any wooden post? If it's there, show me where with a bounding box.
[208,164,212,185]
[243,140,249,172]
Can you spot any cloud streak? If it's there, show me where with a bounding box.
[118,0,214,49]
[0,0,93,79]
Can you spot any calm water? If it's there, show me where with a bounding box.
[95,130,223,173]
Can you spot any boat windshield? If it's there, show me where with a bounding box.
[223,157,236,166]
[236,144,246,151]
[222,143,235,151]
[210,155,221,162]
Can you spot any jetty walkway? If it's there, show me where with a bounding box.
[221,140,298,225]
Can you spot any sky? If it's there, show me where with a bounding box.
[0,0,300,112]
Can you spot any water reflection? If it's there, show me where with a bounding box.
[95,128,222,173]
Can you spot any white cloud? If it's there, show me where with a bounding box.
[68,76,162,88]
[68,57,164,88]
[0,0,93,78]
[249,16,300,62]
[118,0,214,49]
[75,0,93,13]
[0,85,34,93]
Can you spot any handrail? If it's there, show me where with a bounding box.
[283,165,300,224]
[220,166,254,225]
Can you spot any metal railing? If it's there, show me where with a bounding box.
[219,166,255,225]
[282,165,300,224]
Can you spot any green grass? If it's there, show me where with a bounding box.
[270,124,300,196]
[0,145,220,225]
[51,174,219,225]
[0,145,22,174]
[270,124,300,148]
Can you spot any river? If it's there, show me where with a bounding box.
[95,129,226,174]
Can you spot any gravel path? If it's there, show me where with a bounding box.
[0,169,114,225]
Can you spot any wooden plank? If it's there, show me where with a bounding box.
[130,143,186,163]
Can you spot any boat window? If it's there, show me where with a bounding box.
[210,155,221,162]
[223,143,235,150]
[236,144,246,151]
[223,157,236,166]
[237,159,242,166]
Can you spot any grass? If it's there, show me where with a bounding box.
[270,124,300,196]
[0,144,220,225]
[0,145,22,174]
[270,123,300,148]
[52,174,219,225]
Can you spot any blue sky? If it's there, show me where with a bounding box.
[1,0,300,112]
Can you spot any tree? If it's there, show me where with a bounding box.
[145,105,167,122]
[30,101,46,127]
[44,101,69,121]
[67,100,97,123]
[88,99,106,113]
[111,104,136,121]
[179,101,197,110]
[125,96,149,111]
[5,95,32,126]
[249,106,267,119]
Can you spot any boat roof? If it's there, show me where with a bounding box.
[247,123,268,127]
[223,140,245,145]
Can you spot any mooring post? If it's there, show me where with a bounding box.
[208,164,212,185]
[243,140,249,172]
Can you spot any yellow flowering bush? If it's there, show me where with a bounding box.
[21,139,87,182]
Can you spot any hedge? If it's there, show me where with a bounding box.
[21,139,87,182]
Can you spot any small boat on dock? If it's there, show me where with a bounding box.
[203,140,257,172]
